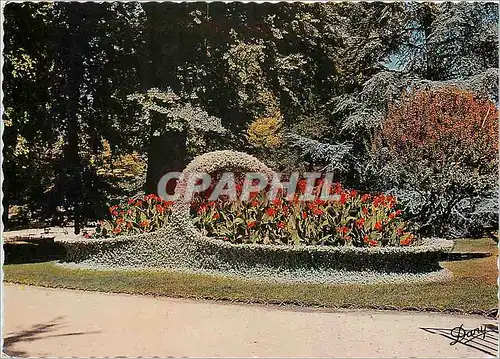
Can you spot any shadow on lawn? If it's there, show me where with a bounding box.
[3,316,100,357]
[3,236,66,264]
[439,252,492,261]
[421,324,498,357]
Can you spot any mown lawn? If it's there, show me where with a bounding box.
[3,238,497,313]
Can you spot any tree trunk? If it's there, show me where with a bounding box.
[141,4,188,195]
[58,7,85,235]
[2,175,9,230]
[65,119,83,235]
[145,128,187,195]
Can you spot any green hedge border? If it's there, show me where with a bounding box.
[57,226,453,274]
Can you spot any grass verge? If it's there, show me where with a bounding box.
[3,238,497,313]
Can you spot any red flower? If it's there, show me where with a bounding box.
[400,238,411,246]
[249,191,259,199]
[266,207,277,217]
[373,194,385,207]
[363,235,369,244]
[362,207,369,215]
[213,212,220,220]
[197,204,208,214]
[369,240,378,247]
[251,200,260,207]
[144,194,157,201]
[314,198,326,206]
[297,179,307,193]
[316,178,324,187]
[313,208,324,216]
[135,200,143,207]
[340,193,347,205]
[386,196,396,209]
[139,220,150,228]
[111,210,118,216]
[336,226,349,235]
[388,210,402,220]
[356,218,365,229]
[333,183,343,194]
[247,221,257,229]
[272,198,282,207]
[156,204,165,213]
[400,234,414,246]
[374,221,383,231]
[128,198,135,205]
[350,190,357,198]
[113,226,122,234]
[204,190,213,200]
[302,211,308,219]
[361,194,371,202]
[277,221,286,229]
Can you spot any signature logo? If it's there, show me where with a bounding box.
[450,324,494,345]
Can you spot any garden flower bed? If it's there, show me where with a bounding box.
[57,151,454,283]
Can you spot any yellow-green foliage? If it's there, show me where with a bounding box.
[13,134,29,157]
[8,51,37,79]
[92,139,146,181]
[247,114,283,149]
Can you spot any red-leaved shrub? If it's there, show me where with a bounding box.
[375,86,498,236]
[382,87,498,170]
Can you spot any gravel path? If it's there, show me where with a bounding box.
[3,284,498,357]
[3,226,83,242]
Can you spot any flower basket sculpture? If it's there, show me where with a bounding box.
[57,150,453,284]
